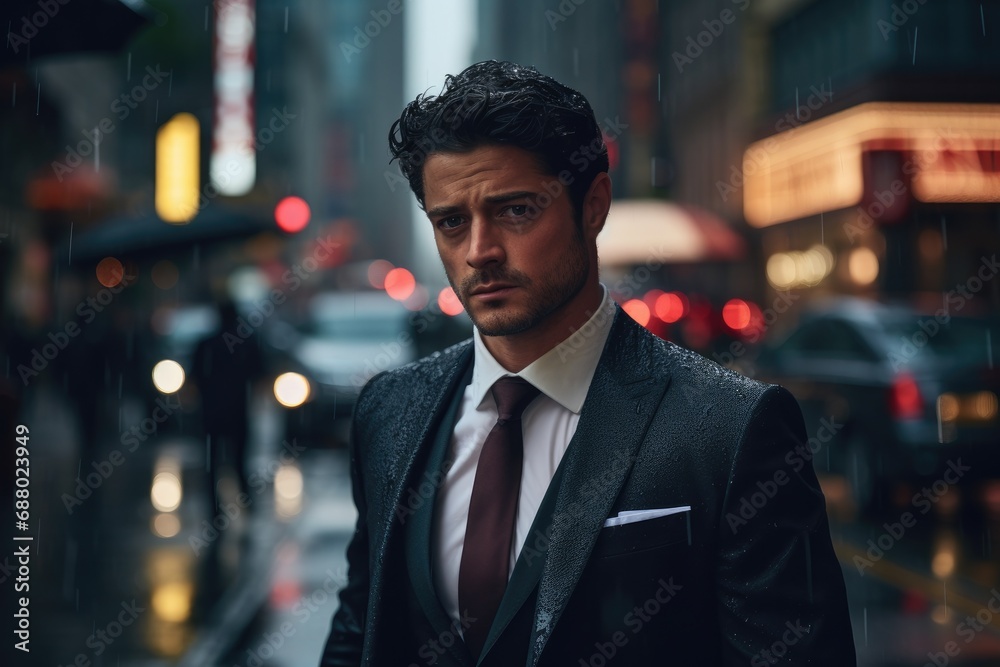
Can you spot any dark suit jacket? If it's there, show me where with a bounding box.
[320,305,856,666]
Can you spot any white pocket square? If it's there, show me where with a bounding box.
[602,505,691,528]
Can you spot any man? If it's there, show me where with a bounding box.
[320,61,856,666]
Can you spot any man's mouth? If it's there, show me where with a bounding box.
[469,283,518,300]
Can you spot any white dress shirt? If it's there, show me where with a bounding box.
[431,284,617,627]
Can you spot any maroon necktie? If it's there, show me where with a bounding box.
[458,376,541,659]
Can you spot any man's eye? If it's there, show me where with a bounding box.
[504,204,537,218]
[437,216,463,230]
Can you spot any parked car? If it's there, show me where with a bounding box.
[750,297,1000,514]
[277,291,418,447]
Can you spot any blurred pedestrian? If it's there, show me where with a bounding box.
[191,299,264,517]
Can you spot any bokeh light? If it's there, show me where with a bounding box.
[847,247,879,286]
[152,360,185,394]
[151,260,179,290]
[151,472,182,512]
[722,299,752,330]
[622,299,650,327]
[96,257,124,288]
[152,513,181,538]
[654,292,687,323]
[151,582,192,623]
[438,286,464,316]
[367,259,394,289]
[385,267,416,301]
[274,372,310,408]
[275,196,311,233]
[403,283,429,311]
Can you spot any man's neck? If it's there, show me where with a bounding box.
[479,282,604,373]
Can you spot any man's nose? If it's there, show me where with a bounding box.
[465,218,505,268]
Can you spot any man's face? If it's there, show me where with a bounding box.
[422,144,592,337]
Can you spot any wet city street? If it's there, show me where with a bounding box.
[7,382,998,667]
[3,0,1000,664]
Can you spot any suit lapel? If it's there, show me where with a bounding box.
[405,361,477,667]
[365,343,474,663]
[528,307,672,666]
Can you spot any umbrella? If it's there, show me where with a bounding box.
[3,0,155,68]
[59,205,280,263]
[597,199,747,266]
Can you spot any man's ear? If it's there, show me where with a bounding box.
[582,172,612,241]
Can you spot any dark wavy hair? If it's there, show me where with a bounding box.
[388,60,608,218]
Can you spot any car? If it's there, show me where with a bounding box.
[749,297,1000,515]
[276,291,418,447]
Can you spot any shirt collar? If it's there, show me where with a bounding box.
[470,284,616,414]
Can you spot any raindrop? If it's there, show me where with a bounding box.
[573,48,579,77]
[863,606,868,646]
[68,221,74,266]
[987,329,993,369]
[205,5,210,31]
[35,81,40,115]
[127,51,132,81]
[284,6,289,32]
[657,72,661,101]
[982,4,987,36]
[154,99,159,124]
[912,27,918,66]
[795,87,800,121]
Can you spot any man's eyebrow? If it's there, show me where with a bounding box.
[426,191,539,219]
[484,191,538,205]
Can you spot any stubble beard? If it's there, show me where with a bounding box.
[449,234,590,337]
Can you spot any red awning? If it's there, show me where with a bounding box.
[597,199,746,266]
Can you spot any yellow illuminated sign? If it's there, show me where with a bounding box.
[744,102,1000,227]
[155,113,200,224]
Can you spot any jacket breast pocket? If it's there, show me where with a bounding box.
[590,511,691,559]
